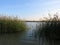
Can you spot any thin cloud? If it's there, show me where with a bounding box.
[43,0,60,6]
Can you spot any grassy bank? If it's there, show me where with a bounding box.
[36,13,60,40]
[0,16,27,33]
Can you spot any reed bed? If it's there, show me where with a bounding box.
[36,13,60,40]
[0,16,27,33]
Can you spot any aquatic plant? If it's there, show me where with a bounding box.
[0,16,27,33]
[36,13,60,40]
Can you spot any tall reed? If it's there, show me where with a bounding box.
[0,16,27,33]
[36,13,60,40]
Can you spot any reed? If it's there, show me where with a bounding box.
[36,13,60,40]
[0,16,27,33]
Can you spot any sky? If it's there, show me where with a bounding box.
[0,0,60,20]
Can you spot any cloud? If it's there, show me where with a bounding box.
[43,0,60,6]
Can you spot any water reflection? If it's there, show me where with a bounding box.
[0,32,24,45]
[0,22,39,45]
[0,22,60,45]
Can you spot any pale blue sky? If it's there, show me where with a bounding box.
[0,0,60,20]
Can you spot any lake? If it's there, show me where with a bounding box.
[0,22,60,45]
[0,22,40,45]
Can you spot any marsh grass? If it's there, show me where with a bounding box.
[36,13,60,40]
[0,16,27,33]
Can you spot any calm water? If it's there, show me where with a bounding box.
[0,22,60,45]
[0,22,40,45]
